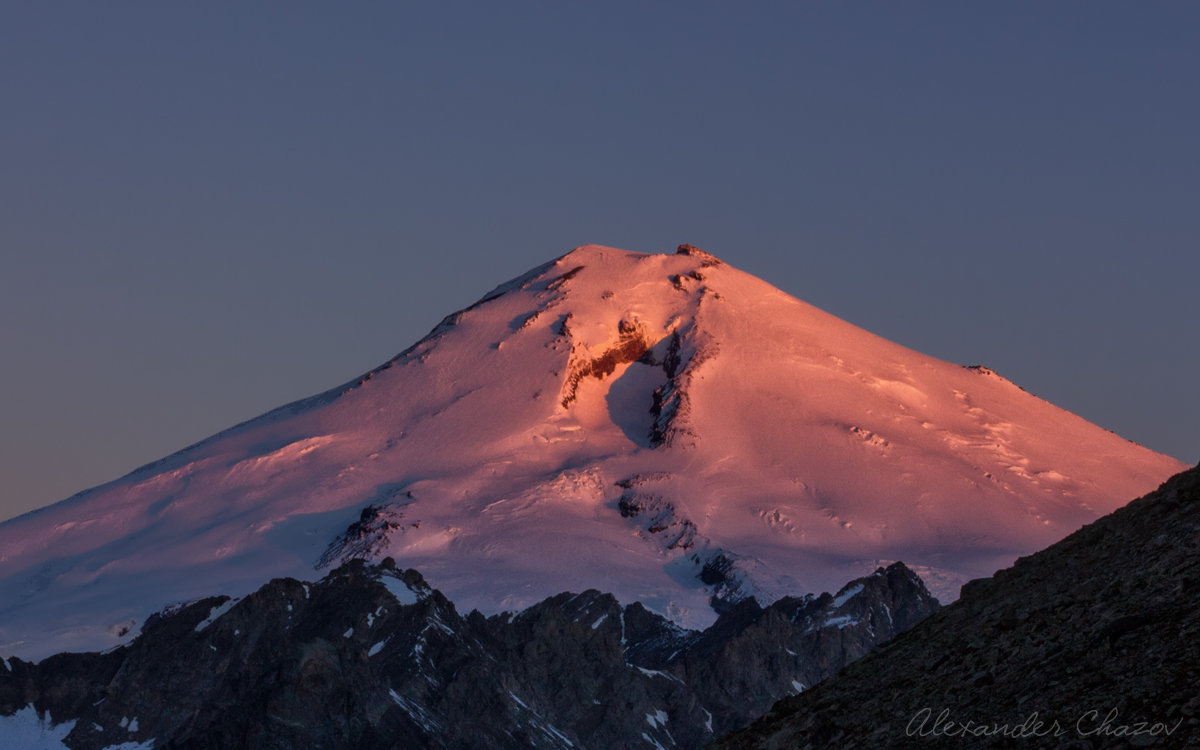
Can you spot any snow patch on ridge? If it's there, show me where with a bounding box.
[0,706,76,749]
[379,569,426,606]
[194,598,237,632]
[832,583,864,608]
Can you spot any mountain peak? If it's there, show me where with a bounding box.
[674,242,724,265]
[0,245,1185,659]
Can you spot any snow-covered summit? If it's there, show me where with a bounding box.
[0,244,1185,659]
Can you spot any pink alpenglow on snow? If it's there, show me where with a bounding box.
[0,245,1185,659]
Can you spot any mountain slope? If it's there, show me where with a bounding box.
[715,463,1200,749]
[0,244,1185,659]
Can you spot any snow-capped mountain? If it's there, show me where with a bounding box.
[0,245,1185,659]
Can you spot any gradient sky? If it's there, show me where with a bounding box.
[1,3,1197,522]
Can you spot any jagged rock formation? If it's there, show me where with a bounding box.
[0,560,938,749]
[715,464,1200,749]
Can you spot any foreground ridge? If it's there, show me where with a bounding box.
[0,560,938,749]
[715,463,1200,749]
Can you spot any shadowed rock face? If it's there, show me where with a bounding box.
[715,464,1200,750]
[0,561,937,749]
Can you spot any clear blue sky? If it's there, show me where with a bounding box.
[2,2,1197,522]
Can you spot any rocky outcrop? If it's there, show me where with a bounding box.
[558,316,653,408]
[716,464,1200,749]
[675,244,724,267]
[648,327,716,448]
[317,500,417,569]
[0,561,938,749]
[616,474,699,551]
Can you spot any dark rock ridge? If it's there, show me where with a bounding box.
[648,326,716,449]
[616,474,699,551]
[715,463,1200,749]
[610,473,780,615]
[0,561,938,749]
[317,500,417,570]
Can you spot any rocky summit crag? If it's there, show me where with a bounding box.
[0,559,937,749]
[715,463,1200,750]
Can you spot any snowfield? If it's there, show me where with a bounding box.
[0,245,1185,659]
